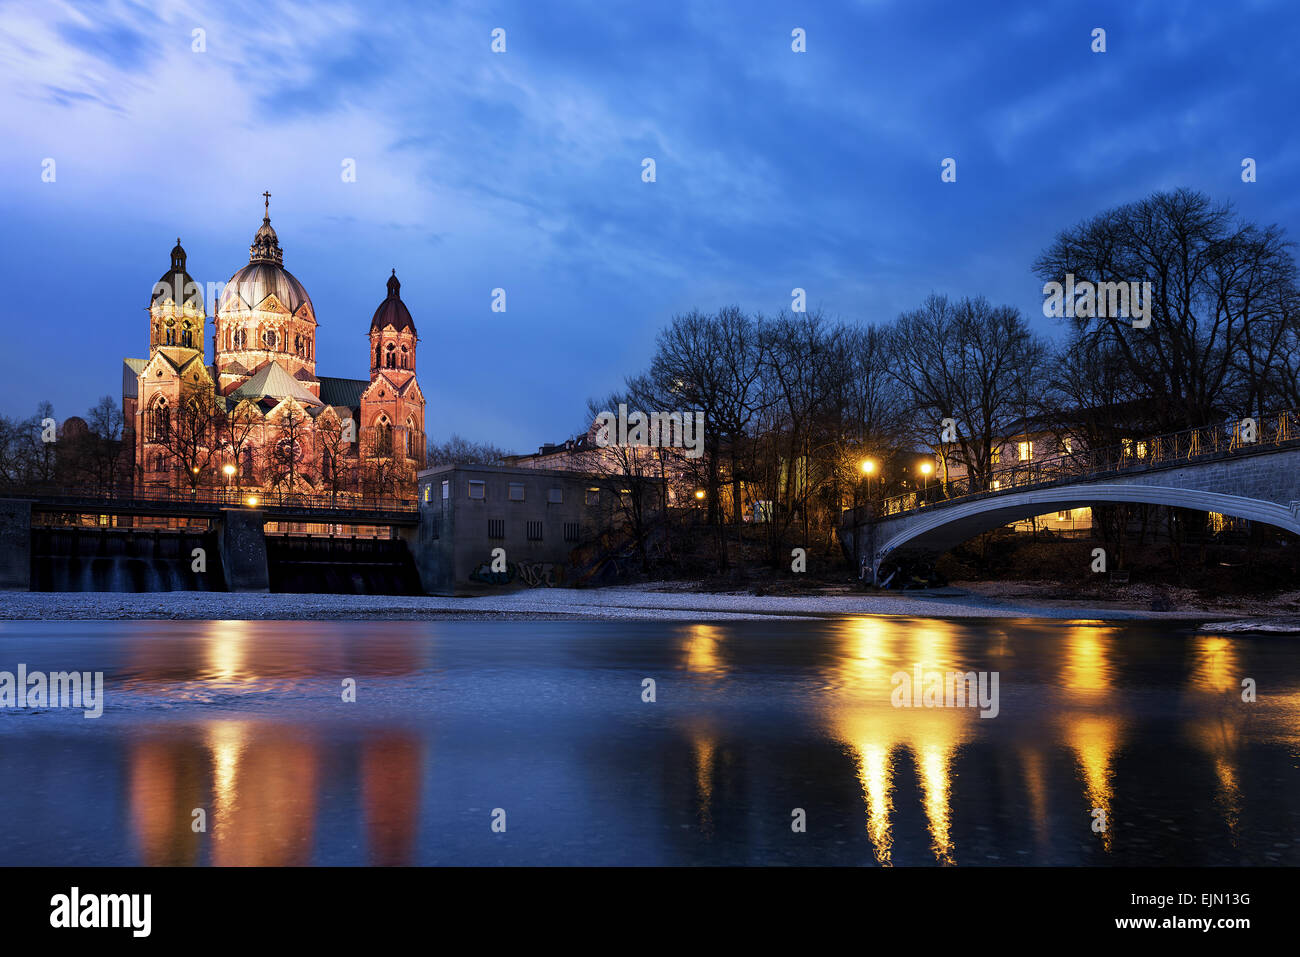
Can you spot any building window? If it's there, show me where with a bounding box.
[233,329,247,350]
[1058,510,1072,521]
[441,480,450,500]
[547,488,563,504]
[488,519,504,539]
[1017,441,1033,462]
[508,482,525,501]
[990,447,1001,466]
[263,330,277,349]
[423,485,430,502]
[468,480,485,500]
[563,522,579,543]
[1061,437,1073,454]
[585,488,600,506]
[385,343,396,368]
[428,515,441,539]
[181,321,193,348]
[526,520,543,541]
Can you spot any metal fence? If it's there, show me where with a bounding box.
[1,484,419,515]
[874,409,1300,519]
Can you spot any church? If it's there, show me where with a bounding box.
[122,195,426,500]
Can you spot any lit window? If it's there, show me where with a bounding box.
[547,488,563,504]
[1062,437,1073,454]
[468,480,485,500]
[441,480,449,500]
[423,486,430,502]
[991,479,1002,491]
[508,482,525,501]
[585,488,600,506]
[991,447,1001,466]
[1017,441,1033,462]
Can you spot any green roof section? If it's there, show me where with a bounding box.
[318,375,368,409]
[231,360,323,406]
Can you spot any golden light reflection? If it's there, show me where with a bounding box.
[1060,626,1118,696]
[856,743,894,865]
[915,739,956,865]
[202,620,254,687]
[829,619,968,864]
[689,724,716,837]
[1188,636,1242,694]
[1062,712,1123,852]
[683,624,726,678]
[206,720,320,866]
[128,738,204,865]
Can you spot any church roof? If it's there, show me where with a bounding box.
[122,358,147,399]
[370,270,417,334]
[152,238,204,310]
[318,376,368,408]
[231,360,323,406]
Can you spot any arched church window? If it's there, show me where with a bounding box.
[181,321,193,348]
[376,414,393,455]
[295,334,305,357]
[400,345,409,369]
[263,330,277,349]
[233,329,247,350]
[164,319,175,346]
[149,396,170,442]
[385,343,396,369]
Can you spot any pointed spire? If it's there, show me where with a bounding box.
[387,269,401,299]
[249,191,283,265]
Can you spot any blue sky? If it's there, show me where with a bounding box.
[1,0,1298,450]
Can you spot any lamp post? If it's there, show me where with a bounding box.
[859,458,876,502]
[223,463,236,503]
[920,461,933,499]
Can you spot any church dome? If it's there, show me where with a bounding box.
[219,261,314,317]
[370,270,416,334]
[217,197,314,318]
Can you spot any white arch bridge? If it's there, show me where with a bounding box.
[840,413,1300,583]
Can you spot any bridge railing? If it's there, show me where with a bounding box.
[873,409,1300,519]
[0,483,420,515]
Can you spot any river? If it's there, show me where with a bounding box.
[0,618,1296,865]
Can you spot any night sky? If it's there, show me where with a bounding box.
[2,0,1297,449]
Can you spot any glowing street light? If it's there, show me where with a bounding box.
[859,458,876,499]
[920,460,933,495]
[245,495,259,507]
[694,489,706,501]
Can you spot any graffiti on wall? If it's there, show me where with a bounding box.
[468,561,565,587]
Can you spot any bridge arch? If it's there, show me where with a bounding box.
[874,482,1300,573]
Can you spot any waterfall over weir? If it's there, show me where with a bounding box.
[30,526,224,592]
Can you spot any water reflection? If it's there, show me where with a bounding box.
[1,618,1297,866]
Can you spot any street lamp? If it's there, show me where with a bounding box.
[694,489,706,501]
[859,458,876,500]
[920,460,933,496]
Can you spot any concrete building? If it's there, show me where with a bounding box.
[411,464,656,595]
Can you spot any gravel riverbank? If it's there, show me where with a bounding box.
[0,584,1230,622]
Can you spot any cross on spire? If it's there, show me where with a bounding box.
[262,191,271,217]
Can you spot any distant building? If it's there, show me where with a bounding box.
[411,464,658,595]
[122,195,426,500]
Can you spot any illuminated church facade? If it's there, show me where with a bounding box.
[123,196,426,500]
